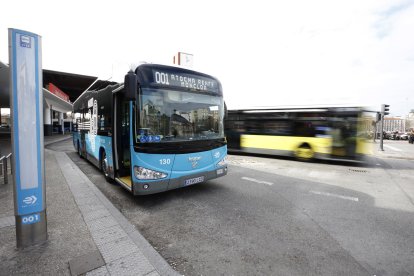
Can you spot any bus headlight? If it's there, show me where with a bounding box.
[217,156,227,167]
[134,166,168,180]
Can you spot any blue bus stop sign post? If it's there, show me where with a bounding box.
[8,28,47,248]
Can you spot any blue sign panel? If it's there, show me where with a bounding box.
[9,29,44,216]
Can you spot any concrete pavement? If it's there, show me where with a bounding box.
[369,140,414,160]
[2,134,412,275]
[0,134,178,275]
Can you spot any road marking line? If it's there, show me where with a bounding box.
[241,177,273,186]
[309,190,359,202]
[384,145,402,152]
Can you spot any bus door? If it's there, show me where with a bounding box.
[80,131,85,155]
[330,115,357,158]
[114,94,131,178]
[225,113,243,150]
[342,115,358,158]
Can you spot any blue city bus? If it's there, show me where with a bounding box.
[73,64,227,195]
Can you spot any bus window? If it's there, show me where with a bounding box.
[294,121,315,137]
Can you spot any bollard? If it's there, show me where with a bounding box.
[0,156,3,176]
[0,156,4,184]
[3,157,8,184]
[0,154,12,184]
[7,153,12,175]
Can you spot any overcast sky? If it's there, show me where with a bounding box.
[1,0,413,116]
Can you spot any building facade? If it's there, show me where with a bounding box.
[383,117,405,133]
[406,110,414,131]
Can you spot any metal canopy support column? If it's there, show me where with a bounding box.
[59,112,64,135]
[44,103,52,136]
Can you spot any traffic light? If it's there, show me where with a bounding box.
[375,112,381,122]
[381,104,390,116]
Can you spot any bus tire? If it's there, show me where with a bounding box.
[100,150,111,182]
[294,143,314,161]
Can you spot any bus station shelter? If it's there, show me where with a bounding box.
[0,61,97,136]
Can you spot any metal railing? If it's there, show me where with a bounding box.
[0,153,12,184]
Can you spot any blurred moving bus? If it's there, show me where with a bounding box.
[73,64,227,195]
[225,106,369,161]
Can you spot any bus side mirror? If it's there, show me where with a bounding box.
[224,101,228,119]
[124,70,137,100]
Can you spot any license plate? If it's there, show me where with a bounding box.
[184,176,205,186]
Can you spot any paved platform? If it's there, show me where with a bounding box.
[0,134,178,275]
[368,140,414,161]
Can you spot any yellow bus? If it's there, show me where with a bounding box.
[225,106,369,161]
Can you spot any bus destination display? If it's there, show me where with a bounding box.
[152,70,218,93]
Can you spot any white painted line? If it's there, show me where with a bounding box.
[309,190,359,202]
[384,145,402,152]
[241,176,274,186]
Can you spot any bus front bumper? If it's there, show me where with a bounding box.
[132,166,228,195]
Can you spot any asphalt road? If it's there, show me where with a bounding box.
[47,139,414,276]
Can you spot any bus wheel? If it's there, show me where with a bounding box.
[295,144,314,161]
[100,150,111,182]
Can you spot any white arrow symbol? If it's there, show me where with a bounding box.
[23,196,37,205]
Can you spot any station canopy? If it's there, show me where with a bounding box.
[0,60,98,110]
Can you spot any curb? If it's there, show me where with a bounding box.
[372,155,414,161]
[369,150,414,161]
[54,151,179,276]
[44,135,72,146]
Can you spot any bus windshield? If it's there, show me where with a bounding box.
[136,87,224,143]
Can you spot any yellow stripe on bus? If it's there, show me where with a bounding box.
[240,134,371,156]
[356,138,372,155]
[240,135,332,154]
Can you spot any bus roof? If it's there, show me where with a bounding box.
[73,64,223,106]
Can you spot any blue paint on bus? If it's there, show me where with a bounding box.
[72,64,227,195]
